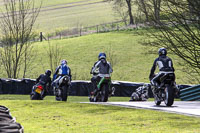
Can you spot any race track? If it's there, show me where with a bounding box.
[85,101,200,117]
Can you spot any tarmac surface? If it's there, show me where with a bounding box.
[85,101,200,117]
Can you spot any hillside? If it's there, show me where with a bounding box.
[0,30,190,84]
[0,0,118,33]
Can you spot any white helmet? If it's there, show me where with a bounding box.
[61,59,67,65]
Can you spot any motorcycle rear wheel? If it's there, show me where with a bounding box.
[31,93,41,100]
[164,86,174,106]
[61,86,68,102]
[101,84,109,102]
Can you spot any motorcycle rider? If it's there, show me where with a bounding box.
[90,52,113,96]
[33,69,52,99]
[149,48,175,89]
[52,59,72,89]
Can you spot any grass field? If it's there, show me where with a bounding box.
[0,95,200,133]
[0,30,192,84]
[0,0,118,33]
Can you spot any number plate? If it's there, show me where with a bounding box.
[35,88,42,94]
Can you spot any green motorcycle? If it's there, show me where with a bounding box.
[90,76,112,102]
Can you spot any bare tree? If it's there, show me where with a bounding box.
[112,2,128,25]
[107,0,134,25]
[144,0,200,83]
[106,44,118,68]
[0,0,41,78]
[152,0,162,23]
[46,41,62,73]
[135,0,149,22]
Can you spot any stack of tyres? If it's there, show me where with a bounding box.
[0,105,24,133]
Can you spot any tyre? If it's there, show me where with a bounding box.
[0,113,15,123]
[164,86,174,106]
[155,99,161,105]
[154,94,161,105]
[0,122,24,133]
[31,93,41,100]
[101,84,109,102]
[131,93,139,101]
[61,86,68,101]
[0,106,10,114]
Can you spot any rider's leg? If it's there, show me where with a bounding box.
[54,76,62,88]
[91,76,101,95]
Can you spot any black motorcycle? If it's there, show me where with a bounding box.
[152,72,176,106]
[30,83,45,100]
[54,75,70,101]
[90,75,113,102]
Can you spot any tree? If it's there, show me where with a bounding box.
[106,0,134,25]
[0,0,41,78]
[135,0,149,22]
[112,1,129,25]
[152,0,162,23]
[46,41,62,73]
[145,0,200,83]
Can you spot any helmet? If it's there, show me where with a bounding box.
[98,52,106,60]
[61,59,67,65]
[158,48,167,56]
[45,70,51,76]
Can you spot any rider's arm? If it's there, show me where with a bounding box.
[68,67,72,81]
[91,61,100,74]
[36,75,42,83]
[108,62,113,73]
[149,58,158,80]
[53,66,60,81]
[171,59,175,72]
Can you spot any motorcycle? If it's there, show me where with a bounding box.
[129,84,149,101]
[152,72,176,106]
[30,83,45,100]
[54,75,70,101]
[90,75,113,102]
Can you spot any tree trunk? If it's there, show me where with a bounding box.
[140,0,149,22]
[153,0,161,23]
[126,0,134,24]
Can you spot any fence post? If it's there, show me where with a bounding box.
[80,28,82,36]
[59,33,62,39]
[40,32,43,42]
[96,25,99,33]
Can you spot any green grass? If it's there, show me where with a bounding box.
[0,95,200,133]
[0,30,191,84]
[35,1,116,32]
[0,0,118,33]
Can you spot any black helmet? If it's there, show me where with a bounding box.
[158,48,167,56]
[45,70,51,76]
[98,52,106,60]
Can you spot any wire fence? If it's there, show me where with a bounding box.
[36,20,147,42]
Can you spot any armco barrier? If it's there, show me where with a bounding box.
[180,84,200,101]
[0,78,191,98]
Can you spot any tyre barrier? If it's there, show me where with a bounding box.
[0,105,24,133]
[180,84,200,101]
[0,105,10,114]
[0,78,191,98]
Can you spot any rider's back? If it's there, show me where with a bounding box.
[155,55,174,72]
[37,74,51,85]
